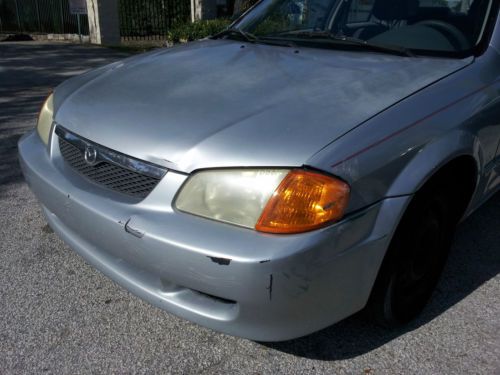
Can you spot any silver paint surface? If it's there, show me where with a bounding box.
[53,40,471,172]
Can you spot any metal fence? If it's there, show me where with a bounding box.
[118,0,191,40]
[0,0,89,34]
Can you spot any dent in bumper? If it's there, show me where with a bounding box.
[19,130,410,341]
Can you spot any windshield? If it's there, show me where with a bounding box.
[232,0,495,57]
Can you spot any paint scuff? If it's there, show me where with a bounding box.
[208,256,231,266]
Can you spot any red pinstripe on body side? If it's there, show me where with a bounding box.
[330,79,500,169]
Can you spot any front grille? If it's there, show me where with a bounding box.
[58,137,162,199]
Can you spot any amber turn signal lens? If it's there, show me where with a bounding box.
[255,170,350,234]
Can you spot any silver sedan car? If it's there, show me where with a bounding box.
[19,0,500,341]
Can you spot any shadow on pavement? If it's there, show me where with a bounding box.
[0,131,25,187]
[263,192,500,360]
[0,42,130,187]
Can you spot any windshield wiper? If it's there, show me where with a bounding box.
[274,31,415,57]
[211,28,260,43]
[212,27,297,48]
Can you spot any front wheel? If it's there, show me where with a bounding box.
[367,189,456,327]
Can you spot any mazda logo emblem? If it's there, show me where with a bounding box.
[84,145,98,166]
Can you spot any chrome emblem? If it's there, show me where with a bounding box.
[84,145,98,166]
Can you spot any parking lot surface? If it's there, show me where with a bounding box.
[0,42,499,374]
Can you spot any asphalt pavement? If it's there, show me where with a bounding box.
[0,41,499,374]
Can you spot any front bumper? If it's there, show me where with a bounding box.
[19,129,409,341]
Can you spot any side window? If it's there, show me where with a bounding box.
[418,0,473,14]
[347,0,375,23]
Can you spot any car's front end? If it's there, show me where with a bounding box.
[19,122,409,341]
[19,0,498,340]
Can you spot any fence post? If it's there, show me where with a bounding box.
[193,0,217,21]
[14,0,21,31]
[77,13,82,43]
[86,0,121,45]
[35,0,42,32]
[190,0,196,22]
[59,0,64,33]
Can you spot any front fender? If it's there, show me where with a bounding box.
[307,48,500,215]
[385,130,480,197]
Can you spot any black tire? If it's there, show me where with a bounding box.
[367,187,458,327]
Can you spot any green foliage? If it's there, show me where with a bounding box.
[234,0,260,15]
[166,19,232,43]
[254,17,290,36]
[241,0,260,12]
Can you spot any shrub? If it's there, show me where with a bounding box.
[166,19,232,43]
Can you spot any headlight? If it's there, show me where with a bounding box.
[37,93,54,145]
[175,168,350,234]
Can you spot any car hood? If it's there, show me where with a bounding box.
[54,39,471,172]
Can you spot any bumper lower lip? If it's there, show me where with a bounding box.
[18,129,409,341]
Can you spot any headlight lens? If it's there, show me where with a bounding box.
[37,93,54,145]
[175,168,350,233]
[175,169,289,228]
